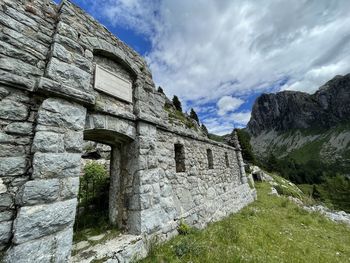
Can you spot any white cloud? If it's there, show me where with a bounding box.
[231,111,251,126]
[94,0,350,132]
[281,61,350,93]
[217,96,244,116]
[202,118,233,136]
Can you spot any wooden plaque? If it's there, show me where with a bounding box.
[94,65,133,103]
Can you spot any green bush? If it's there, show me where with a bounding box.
[83,162,108,182]
[74,161,110,235]
[177,220,193,235]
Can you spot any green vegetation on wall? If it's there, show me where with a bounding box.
[164,105,197,130]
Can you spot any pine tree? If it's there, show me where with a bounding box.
[235,129,256,164]
[157,86,164,94]
[189,108,199,124]
[172,95,182,112]
[201,124,209,135]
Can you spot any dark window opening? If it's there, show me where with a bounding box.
[175,144,186,172]
[225,152,230,167]
[207,149,214,169]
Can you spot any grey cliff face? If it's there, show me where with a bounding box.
[247,74,350,136]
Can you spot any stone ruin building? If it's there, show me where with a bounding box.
[0,0,256,262]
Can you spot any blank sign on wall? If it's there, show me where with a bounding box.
[94,65,133,103]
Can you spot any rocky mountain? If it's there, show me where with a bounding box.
[247,74,350,136]
[246,74,350,170]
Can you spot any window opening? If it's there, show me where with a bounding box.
[225,152,230,167]
[175,144,186,172]
[207,149,214,169]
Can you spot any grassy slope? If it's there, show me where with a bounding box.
[140,181,350,263]
[275,122,350,166]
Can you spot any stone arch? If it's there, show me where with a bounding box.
[82,37,141,77]
[85,113,136,141]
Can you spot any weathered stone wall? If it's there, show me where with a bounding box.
[0,85,39,251]
[133,126,254,240]
[0,0,255,262]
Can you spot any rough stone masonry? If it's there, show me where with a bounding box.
[0,0,256,262]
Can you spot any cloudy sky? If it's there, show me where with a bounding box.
[61,0,350,135]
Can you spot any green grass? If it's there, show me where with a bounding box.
[73,213,121,243]
[208,133,225,143]
[275,121,350,166]
[164,106,197,130]
[288,137,327,164]
[140,182,350,263]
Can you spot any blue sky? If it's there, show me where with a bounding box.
[57,0,350,135]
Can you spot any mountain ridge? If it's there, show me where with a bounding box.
[247,74,350,136]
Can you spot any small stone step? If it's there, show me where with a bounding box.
[88,233,106,241]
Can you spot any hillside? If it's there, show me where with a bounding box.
[140,174,350,263]
[246,74,350,175]
[243,74,350,212]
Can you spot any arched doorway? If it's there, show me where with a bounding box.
[83,128,133,228]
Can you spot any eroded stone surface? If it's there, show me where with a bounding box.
[19,179,60,205]
[13,199,77,244]
[37,98,86,131]
[32,153,81,179]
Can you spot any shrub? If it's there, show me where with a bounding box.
[83,162,108,181]
[177,220,192,235]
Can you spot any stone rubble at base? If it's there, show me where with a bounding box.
[0,0,256,262]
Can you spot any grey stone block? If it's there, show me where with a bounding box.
[46,58,90,91]
[32,152,81,179]
[57,22,78,40]
[19,179,60,205]
[0,156,27,176]
[54,34,84,55]
[2,27,48,57]
[32,131,64,153]
[0,57,42,77]
[0,144,26,157]
[0,40,39,66]
[60,177,79,199]
[4,227,73,263]
[0,99,28,121]
[0,220,12,243]
[54,227,74,263]
[13,199,77,244]
[37,98,87,131]
[51,43,73,63]
[0,193,13,209]
[64,131,83,153]
[37,77,95,105]
[5,235,53,263]
[0,69,36,91]
[4,122,34,135]
[0,178,7,194]
[0,210,14,222]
